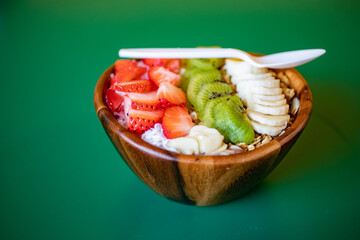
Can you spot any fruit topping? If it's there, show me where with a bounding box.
[148,66,181,86]
[186,69,221,107]
[105,89,123,113]
[113,80,152,93]
[112,60,147,83]
[156,82,186,107]
[128,91,159,111]
[213,101,254,144]
[164,59,181,73]
[201,95,243,128]
[142,58,168,67]
[224,59,291,136]
[127,109,164,134]
[179,68,205,92]
[195,82,233,113]
[162,106,194,139]
[186,58,223,70]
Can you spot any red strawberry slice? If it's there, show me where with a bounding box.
[142,58,168,67]
[112,60,146,84]
[113,80,152,93]
[105,89,124,113]
[148,66,181,86]
[127,109,164,134]
[162,106,194,139]
[128,91,159,111]
[165,59,181,73]
[157,98,174,109]
[124,96,131,121]
[156,82,186,108]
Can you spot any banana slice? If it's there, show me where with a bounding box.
[224,59,268,75]
[248,103,289,115]
[253,94,285,101]
[166,137,200,155]
[188,125,225,154]
[250,120,286,136]
[246,109,290,127]
[251,86,283,95]
[232,73,273,82]
[253,97,287,106]
[239,78,279,88]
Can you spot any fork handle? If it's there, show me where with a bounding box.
[118,48,237,59]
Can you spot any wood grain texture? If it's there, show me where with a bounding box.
[94,60,313,206]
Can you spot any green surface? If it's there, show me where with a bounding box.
[1,0,360,239]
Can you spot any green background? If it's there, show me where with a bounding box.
[1,0,359,239]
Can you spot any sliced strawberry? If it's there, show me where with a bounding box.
[142,58,168,67]
[162,106,194,139]
[113,80,152,93]
[128,109,164,134]
[165,59,181,73]
[112,60,146,84]
[148,66,181,86]
[156,82,186,108]
[128,91,159,111]
[105,89,124,113]
[157,98,174,108]
[124,96,131,122]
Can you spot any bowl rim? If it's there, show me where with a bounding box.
[94,59,313,165]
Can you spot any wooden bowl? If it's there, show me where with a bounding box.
[93,62,312,206]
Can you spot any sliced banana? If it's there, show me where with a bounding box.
[188,125,225,154]
[246,109,290,127]
[209,143,228,155]
[224,59,268,75]
[250,120,286,136]
[248,103,289,115]
[251,86,283,95]
[238,78,279,88]
[225,60,293,137]
[166,137,200,155]
[166,126,227,155]
[253,94,285,101]
[232,73,273,82]
[252,97,287,106]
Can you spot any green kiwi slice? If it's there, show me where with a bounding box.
[187,58,224,70]
[187,69,221,107]
[213,101,255,144]
[201,95,243,128]
[195,82,233,113]
[180,68,205,92]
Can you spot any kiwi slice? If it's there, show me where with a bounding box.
[195,82,233,113]
[187,58,224,70]
[187,69,221,107]
[180,68,204,92]
[201,95,244,128]
[208,58,224,69]
[213,101,255,144]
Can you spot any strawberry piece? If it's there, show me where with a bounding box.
[105,89,123,113]
[142,58,168,67]
[165,59,181,73]
[148,66,181,86]
[124,96,131,121]
[156,82,186,107]
[112,60,146,84]
[128,91,159,111]
[157,98,174,108]
[162,106,194,139]
[113,80,152,93]
[127,109,164,134]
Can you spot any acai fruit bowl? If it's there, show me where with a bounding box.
[93,50,313,206]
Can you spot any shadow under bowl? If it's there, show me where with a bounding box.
[94,62,312,206]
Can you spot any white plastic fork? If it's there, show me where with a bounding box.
[119,48,325,69]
